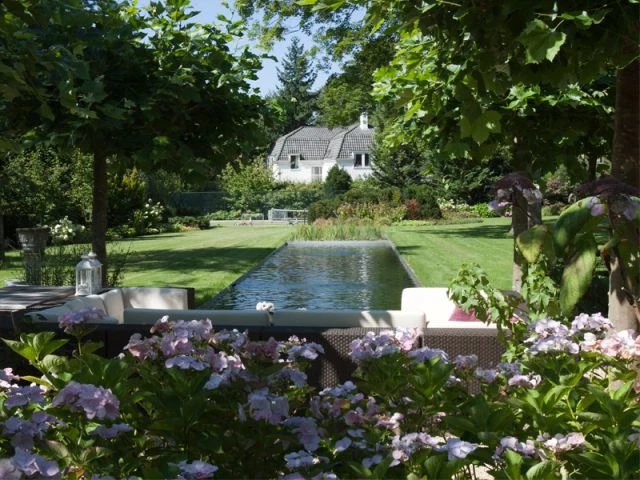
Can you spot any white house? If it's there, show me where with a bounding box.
[267,113,375,183]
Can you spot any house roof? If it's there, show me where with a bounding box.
[269,124,375,163]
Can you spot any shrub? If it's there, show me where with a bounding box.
[324,165,352,198]
[472,202,500,218]
[292,218,383,240]
[108,169,147,227]
[403,199,423,220]
[307,198,342,222]
[336,202,406,225]
[403,185,442,219]
[1,311,637,479]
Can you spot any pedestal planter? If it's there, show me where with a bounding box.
[16,227,49,285]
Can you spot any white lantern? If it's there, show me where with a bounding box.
[75,252,102,296]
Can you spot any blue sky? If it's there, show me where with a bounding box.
[138,0,333,96]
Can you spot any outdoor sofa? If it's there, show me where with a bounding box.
[21,286,507,387]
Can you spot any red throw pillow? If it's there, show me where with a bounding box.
[449,306,481,322]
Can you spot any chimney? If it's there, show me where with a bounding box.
[359,111,368,130]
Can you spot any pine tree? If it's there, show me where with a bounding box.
[276,37,318,133]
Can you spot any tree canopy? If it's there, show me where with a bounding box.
[0,0,267,278]
[275,37,318,132]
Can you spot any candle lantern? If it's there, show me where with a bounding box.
[75,252,102,296]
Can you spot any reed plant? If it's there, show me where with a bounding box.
[291,218,383,241]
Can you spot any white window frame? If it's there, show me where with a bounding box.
[289,154,300,169]
[353,152,370,168]
[311,166,322,182]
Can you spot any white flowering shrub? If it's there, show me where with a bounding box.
[0,311,638,479]
[131,199,165,234]
[48,216,85,244]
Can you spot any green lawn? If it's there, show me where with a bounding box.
[1,218,515,306]
[386,218,513,290]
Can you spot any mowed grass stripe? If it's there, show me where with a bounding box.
[385,218,513,290]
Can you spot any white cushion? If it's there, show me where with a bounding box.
[401,288,456,323]
[99,289,125,323]
[272,310,426,329]
[25,305,71,323]
[66,298,89,311]
[122,287,189,310]
[80,294,107,313]
[123,309,270,326]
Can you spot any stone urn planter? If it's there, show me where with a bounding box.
[16,227,50,284]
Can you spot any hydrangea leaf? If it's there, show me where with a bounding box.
[560,233,597,315]
[552,197,602,254]
[517,225,554,264]
[518,19,567,64]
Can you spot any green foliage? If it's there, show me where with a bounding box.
[0,0,268,274]
[516,194,639,317]
[107,169,147,227]
[291,218,383,240]
[19,242,129,287]
[218,158,276,212]
[307,198,342,222]
[274,37,318,133]
[402,184,442,220]
[0,147,92,228]
[261,182,324,211]
[336,202,406,225]
[370,130,430,188]
[324,164,352,198]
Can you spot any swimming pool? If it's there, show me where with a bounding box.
[202,241,419,310]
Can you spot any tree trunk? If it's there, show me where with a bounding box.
[511,187,543,291]
[608,56,639,331]
[611,58,640,189]
[92,150,109,287]
[0,212,4,262]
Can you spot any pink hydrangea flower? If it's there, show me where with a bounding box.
[90,423,133,439]
[496,436,538,458]
[0,368,18,388]
[11,448,59,478]
[454,354,478,370]
[176,459,218,479]
[3,412,60,449]
[287,342,325,362]
[408,347,449,363]
[474,367,499,383]
[51,382,120,420]
[248,388,289,425]
[440,438,478,460]
[537,432,585,453]
[58,307,105,333]
[5,385,46,408]
[124,333,159,361]
[283,416,322,451]
[600,330,639,359]
[284,450,322,469]
[508,374,542,389]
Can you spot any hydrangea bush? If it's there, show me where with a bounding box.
[0,309,638,479]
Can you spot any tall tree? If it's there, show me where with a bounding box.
[276,37,318,132]
[0,0,266,282]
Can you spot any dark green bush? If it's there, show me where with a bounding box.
[324,165,352,198]
[402,185,442,219]
[308,198,342,222]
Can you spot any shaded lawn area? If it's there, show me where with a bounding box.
[385,218,515,290]
[0,225,292,307]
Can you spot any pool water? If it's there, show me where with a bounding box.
[203,241,418,310]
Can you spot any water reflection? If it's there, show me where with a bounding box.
[206,244,416,310]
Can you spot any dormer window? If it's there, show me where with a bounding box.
[353,152,370,168]
[290,154,300,169]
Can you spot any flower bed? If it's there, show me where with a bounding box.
[0,311,638,479]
